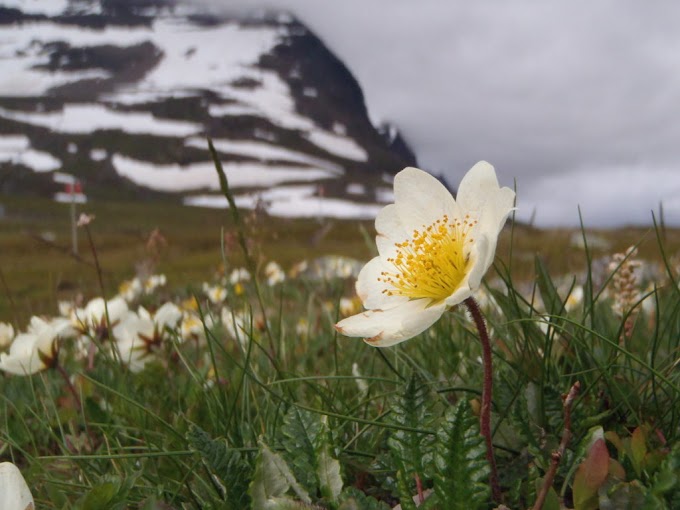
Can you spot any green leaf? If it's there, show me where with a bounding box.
[77,482,119,510]
[629,427,648,478]
[573,438,610,510]
[649,445,680,500]
[281,407,324,494]
[186,424,251,509]
[430,400,490,510]
[533,478,560,510]
[249,439,312,509]
[338,487,390,510]
[387,373,437,504]
[316,416,343,504]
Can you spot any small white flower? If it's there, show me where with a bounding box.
[352,362,369,395]
[76,213,95,227]
[0,317,74,375]
[0,322,15,350]
[58,300,75,318]
[181,312,213,342]
[264,261,285,286]
[229,267,251,285]
[144,274,166,294]
[154,302,183,329]
[335,163,515,347]
[564,285,584,313]
[0,462,34,510]
[204,284,228,304]
[339,297,360,316]
[119,277,143,303]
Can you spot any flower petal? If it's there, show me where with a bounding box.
[335,299,446,347]
[375,203,408,259]
[457,161,515,272]
[0,462,34,510]
[393,167,458,235]
[355,256,409,310]
[456,161,502,212]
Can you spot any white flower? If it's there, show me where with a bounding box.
[352,362,369,395]
[229,267,251,285]
[264,261,285,286]
[0,462,34,510]
[119,277,143,303]
[564,285,584,313]
[0,322,15,350]
[335,163,515,347]
[73,296,129,334]
[181,312,213,342]
[115,303,182,372]
[154,302,183,329]
[203,283,228,304]
[144,274,167,294]
[0,317,74,375]
[58,300,75,318]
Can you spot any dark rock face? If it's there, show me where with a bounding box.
[0,1,416,211]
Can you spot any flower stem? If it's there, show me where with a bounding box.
[464,297,501,503]
[531,381,580,510]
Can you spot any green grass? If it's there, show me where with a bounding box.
[1,194,680,509]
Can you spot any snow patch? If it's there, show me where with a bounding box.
[185,186,383,220]
[2,0,68,16]
[346,183,366,195]
[90,149,108,161]
[0,104,201,137]
[185,137,342,173]
[113,154,337,192]
[0,135,60,172]
[305,130,368,161]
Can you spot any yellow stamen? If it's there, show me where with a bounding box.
[378,214,476,302]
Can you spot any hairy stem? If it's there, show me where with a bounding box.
[531,381,580,510]
[464,297,501,503]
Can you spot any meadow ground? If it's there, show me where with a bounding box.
[1,193,680,509]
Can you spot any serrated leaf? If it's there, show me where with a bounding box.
[430,400,490,510]
[316,417,343,504]
[650,445,680,498]
[387,373,437,503]
[281,407,324,493]
[338,487,390,510]
[186,424,250,509]
[249,439,312,510]
[395,470,418,510]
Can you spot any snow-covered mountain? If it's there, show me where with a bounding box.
[0,0,416,219]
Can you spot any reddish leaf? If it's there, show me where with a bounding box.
[573,438,610,510]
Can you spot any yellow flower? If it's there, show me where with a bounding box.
[335,162,514,347]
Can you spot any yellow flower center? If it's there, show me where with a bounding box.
[378,214,476,302]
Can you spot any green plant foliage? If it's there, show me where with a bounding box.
[249,439,312,509]
[186,424,251,509]
[430,400,490,510]
[280,407,325,493]
[74,473,140,510]
[386,373,437,506]
[644,444,680,508]
[337,487,390,510]
[315,416,344,505]
[277,407,344,507]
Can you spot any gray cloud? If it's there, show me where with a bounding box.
[197,1,680,226]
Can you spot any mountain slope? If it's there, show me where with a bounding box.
[0,0,416,219]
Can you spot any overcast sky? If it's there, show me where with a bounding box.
[203,1,680,227]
